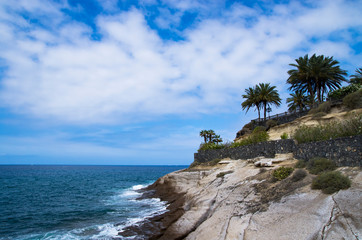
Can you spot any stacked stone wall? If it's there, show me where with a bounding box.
[194,135,361,167]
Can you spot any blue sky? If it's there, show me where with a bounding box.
[0,0,361,165]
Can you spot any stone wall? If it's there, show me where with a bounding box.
[294,135,362,167]
[194,139,295,163]
[194,135,361,167]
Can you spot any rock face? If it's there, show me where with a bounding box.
[119,155,362,240]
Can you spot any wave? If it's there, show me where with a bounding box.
[12,184,168,240]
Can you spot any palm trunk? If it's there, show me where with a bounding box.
[263,102,267,121]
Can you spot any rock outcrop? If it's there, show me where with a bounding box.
[120,154,361,240]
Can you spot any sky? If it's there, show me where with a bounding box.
[0,0,361,165]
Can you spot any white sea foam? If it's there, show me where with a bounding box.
[17,183,169,240]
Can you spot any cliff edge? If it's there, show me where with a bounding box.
[121,154,361,239]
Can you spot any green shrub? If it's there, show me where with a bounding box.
[308,101,332,115]
[312,112,327,119]
[280,132,288,139]
[231,130,269,148]
[308,108,318,114]
[343,89,362,109]
[312,171,351,194]
[293,114,362,144]
[295,159,307,168]
[253,126,267,133]
[318,101,332,113]
[198,142,226,151]
[272,167,294,181]
[266,119,278,128]
[291,169,307,182]
[328,83,361,101]
[307,158,337,175]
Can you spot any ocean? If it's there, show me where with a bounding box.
[0,165,186,240]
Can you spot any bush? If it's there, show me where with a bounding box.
[272,167,294,181]
[328,83,361,101]
[312,171,351,194]
[253,126,267,133]
[343,89,362,109]
[291,169,307,182]
[280,132,288,139]
[266,119,278,128]
[198,142,226,151]
[295,160,307,168]
[307,158,336,175]
[231,130,269,148]
[293,114,362,144]
[312,112,327,119]
[308,101,332,115]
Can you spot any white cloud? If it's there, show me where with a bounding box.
[0,0,361,124]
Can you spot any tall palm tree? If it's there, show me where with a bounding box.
[287,54,315,106]
[309,54,347,103]
[287,54,347,104]
[286,91,308,112]
[241,86,261,121]
[257,83,281,120]
[350,67,362,84]
[199,130,208,143]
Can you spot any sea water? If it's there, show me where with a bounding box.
[0,165,186,239]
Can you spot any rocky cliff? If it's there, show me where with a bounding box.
[120,154,361,240]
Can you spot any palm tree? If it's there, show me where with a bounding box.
[287,54,347,104]
[207,130,215,143]
[199,130,208,143]
[286,91,308,112]
[256,83,281,120]
[350,67,362,84]
[309,54,347,103]
[212,135,223,145]
[241,86,262,121]
[287,54,316,106]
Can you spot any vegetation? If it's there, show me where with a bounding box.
[350,67,362,84]
[258,83,282,120]
[198,142,226,151]
[253,126,266,133]
[242,83,281,121]
[307,158,337,175]
[286,90,309,112]
[291,169,307,182]
[312,112,327,119]
[343,89,362,109]
[308,101,331,115]
[242,86,262,121]
[312,171,351,194]
[266,119,278,128]
[293,113,362,144]
[272,167,294,181]
[295,159,307,168]
[327,83,361,101]
[287,54,347,104]
[280,132,288,139]
[231,130,269,148]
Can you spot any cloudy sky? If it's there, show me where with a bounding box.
[0,0,361,165]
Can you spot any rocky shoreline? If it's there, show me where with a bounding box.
[119,170,187,240]
[119,155,361,240]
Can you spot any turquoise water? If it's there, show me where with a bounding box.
[0,165,186,239]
